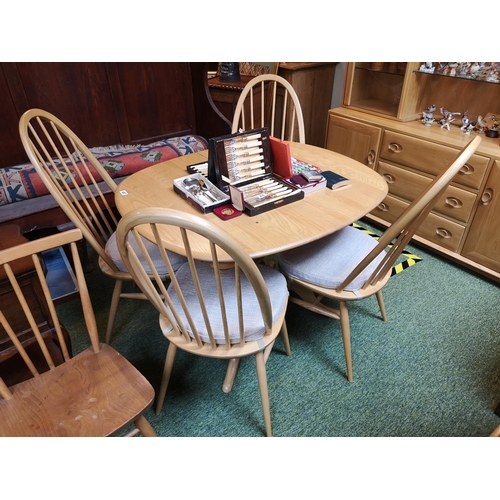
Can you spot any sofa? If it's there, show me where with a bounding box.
[0,134,209,235]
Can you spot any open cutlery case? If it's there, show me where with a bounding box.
[173,172,230,213]
[205,128,303,216]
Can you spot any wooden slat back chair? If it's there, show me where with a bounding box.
[231,74,306,143]
[18,108,186,344]
[279,136,482,382]
[116,207,291,437]
[0,228,156,436]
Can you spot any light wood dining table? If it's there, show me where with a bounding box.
[114,142,388,392]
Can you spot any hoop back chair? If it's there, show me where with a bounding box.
[279,136,482,382]
[116,207,291,437]
[231,74,306,143]
[18,108,186,344]
[0,228,156,436]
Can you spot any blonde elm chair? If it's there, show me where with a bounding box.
[278,136,482,382]
[0,228,156,436]
[18,108,186,344]
[231,74,306,143]
[116,207,291,437]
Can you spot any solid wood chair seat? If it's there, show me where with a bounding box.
[0,343,154,437]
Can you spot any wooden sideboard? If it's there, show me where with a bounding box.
[325,62,500,282]
[326,106,500,282]
[278,62,337,147]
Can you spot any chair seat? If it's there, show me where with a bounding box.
[106,231,187,274]
[0,343,155,437]
[279,225,386,291]
[167,262,288,344]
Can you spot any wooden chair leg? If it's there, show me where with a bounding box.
[222,358,240,393]
[155,343,177,415]
[376,290,387,321]
[105,279,123,344]
[339,300,353,382]
[280,320,291,356]
[134,415,157,437]
[255,350,272,437]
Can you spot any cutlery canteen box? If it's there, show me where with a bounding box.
[207,128,303,216]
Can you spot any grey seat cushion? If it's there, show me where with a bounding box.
[167,261,288,345]
[105,231,187,274]
[279,225,387,291]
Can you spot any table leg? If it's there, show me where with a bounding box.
[222,358,240,393]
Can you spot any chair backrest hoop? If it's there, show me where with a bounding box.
[231,74,306,143]
[336,135,482,292]
[18,109,119,270]
[116,207,275,349]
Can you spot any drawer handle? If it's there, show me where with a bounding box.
[383,173,395,184]
[481,188,493,205]
[388,142,402,153]
[459,163,474,175]
[436,227,452,239]
[377,202,389,212]
[445,197,463,208]
[367,150,375,165]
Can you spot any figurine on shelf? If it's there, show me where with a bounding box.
[438,106,460,131]
[475,115,489,134]
[448,63,459,76]
[419,62,435,73]
[486,115,499,138]
[460,111,470,131]
[421,104,436,126]
[458,62,471,76]
[464,121,476,136]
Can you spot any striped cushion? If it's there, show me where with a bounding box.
[279,225,386,291]
[167,261,288,344]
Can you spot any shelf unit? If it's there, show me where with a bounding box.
[326,62,500,282]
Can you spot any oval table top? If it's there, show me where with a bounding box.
[115,142,388,261]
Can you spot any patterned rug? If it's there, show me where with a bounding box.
[0,135,208,206]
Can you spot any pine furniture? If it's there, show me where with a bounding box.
[326,62,500,282]
[0,228,156,437]
[279,136,481,382]
[18,109,188,344]
[231,74,306,143]
[116,207,291,437]
[114,142,388,392]
[114,142,388,261]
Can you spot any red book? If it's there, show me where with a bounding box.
[269,136,293,178]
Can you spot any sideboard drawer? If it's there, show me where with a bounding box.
[372,194,465,252]
[378,161,477,224]
[380,130,489,190]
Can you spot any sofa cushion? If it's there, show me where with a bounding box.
[0,135,208,206]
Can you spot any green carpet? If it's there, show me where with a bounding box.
[55,219,500,438]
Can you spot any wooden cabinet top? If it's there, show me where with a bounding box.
[279,62,338,71]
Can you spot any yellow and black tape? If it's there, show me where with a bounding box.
[352,223,422,276]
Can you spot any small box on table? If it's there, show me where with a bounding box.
[206,128,303,216]
[173,172,230,214]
